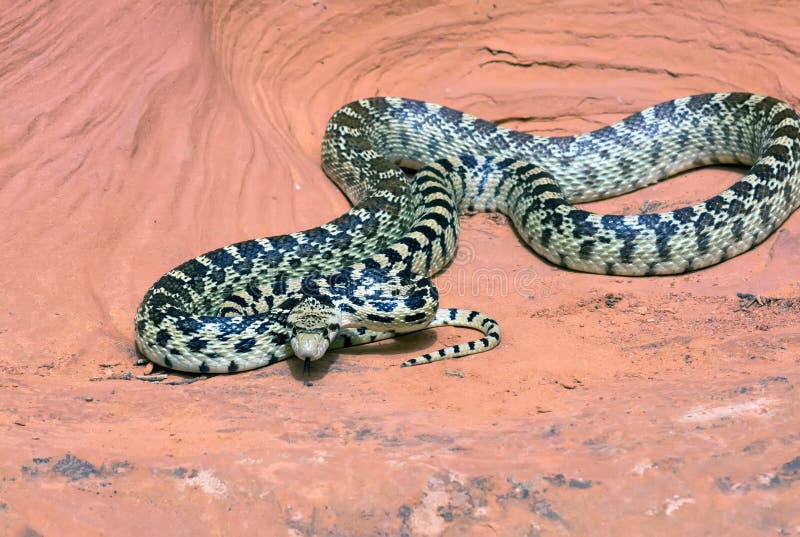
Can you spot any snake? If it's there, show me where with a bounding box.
[134,92,800,374]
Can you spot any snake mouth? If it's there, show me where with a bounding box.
[290,331,330,362]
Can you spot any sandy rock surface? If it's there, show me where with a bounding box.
[2,1,799,535]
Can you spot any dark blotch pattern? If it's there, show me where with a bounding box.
[234,337,256,353]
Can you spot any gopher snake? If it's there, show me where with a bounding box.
[135,93,800,373]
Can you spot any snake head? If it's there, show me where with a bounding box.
[287,295,341,366]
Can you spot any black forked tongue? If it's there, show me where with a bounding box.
[303,357,312,376]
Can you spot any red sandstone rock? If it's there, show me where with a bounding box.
[1,1,799,535]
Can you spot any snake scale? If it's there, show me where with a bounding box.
[135,92,800,373]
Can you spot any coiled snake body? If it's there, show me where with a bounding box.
[135,93,800,373]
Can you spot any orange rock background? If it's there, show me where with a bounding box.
[2,1,800,535]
